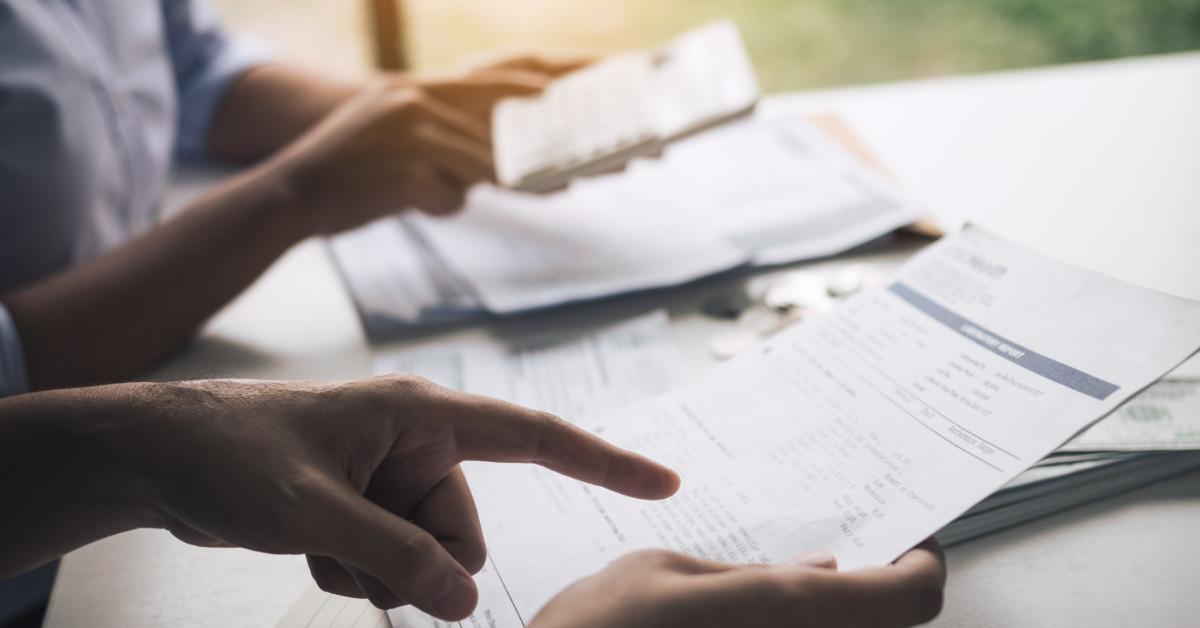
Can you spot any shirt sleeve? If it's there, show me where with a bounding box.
[0,302,29,398]
[161,0,271,159]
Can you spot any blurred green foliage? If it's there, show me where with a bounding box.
[407,0,1200,92]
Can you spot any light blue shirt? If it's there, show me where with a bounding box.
[0,0,266,398]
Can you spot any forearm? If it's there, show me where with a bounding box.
[208,63,361,163]
[0,386,155,576]
[2,167,305,390]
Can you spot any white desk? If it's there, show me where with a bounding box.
[45,52,1200,627]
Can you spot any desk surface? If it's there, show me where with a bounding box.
[45,52,1200,627]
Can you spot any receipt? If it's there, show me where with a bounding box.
[458,226,1200,621]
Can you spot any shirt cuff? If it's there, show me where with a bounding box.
[0,302,29,397]
[174,39,272,160]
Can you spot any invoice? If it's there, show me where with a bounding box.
[425,226,1200,626]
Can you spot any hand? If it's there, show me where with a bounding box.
[530,539,946,628]
[263,54,588,234]
[107,376,679,621]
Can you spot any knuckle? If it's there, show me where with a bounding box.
[388,373,437,396]
[399,91,430,113]
[769,571,815,604]
[366,591,397,610]
[398,532,443,567]
[418,191,464,216]
[620,548,678,570]
[528,410,569,461]
[307,557,363,598]
[383,91,427,125]
[532,410,567,430]
[456,539,488,575]
[311,571,349,596]
[265,468,329,533]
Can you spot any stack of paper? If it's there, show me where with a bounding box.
[327,114,922,336]
[939,377,1200,545]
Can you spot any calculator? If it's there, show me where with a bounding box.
[493,21,761,193]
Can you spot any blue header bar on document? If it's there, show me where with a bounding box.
[888,282,1119,401]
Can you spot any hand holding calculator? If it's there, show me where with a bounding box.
[492,22,760,193]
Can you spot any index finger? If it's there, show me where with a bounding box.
[474,53,596,78]
[418,384,680,500]
[423,74,548,105]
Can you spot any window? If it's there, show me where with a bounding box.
[215,0,1200,91]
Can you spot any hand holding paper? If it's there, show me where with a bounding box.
[529,539,945,628]
[455,226,1200,621]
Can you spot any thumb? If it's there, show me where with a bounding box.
[307,482,478,619]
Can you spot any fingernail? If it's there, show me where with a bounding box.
[433,571,477,620]
[789,552,837,568]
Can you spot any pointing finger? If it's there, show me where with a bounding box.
[400,383,680,500]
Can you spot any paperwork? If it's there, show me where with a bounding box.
[326,219,482,331]
[373,310,684,425]
[411,116,917,313]
[404,185,746,314]
[596,115,916,266]
[940,377,1200,543]
[939,451,1200,545]
[279,311,685,628]
[276,588,387,628]
[286,228,1200,627]
[327,115,920,334]
[432,226,1200,623]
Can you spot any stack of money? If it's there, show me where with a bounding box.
[940,378,1200,545]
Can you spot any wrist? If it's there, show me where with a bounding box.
[55,384,169,530]
[232,162,316,246]
[246,153,328,241]
[0,385,164,542]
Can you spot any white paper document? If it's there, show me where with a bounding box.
[601,115,920,265]
[407,115,919,314]
[327,116,918,330]
[326,219,483,330]
[405,187,746,314]
[373,310,683,425]
[434,226,1200,624]
[276,587,388,628]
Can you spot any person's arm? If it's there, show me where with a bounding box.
[205,63,358,164]
[0,63,573,390]
[0,374,946,626]
[1,166,298,389]
[0,375,680,619]
[203,55,594,165]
